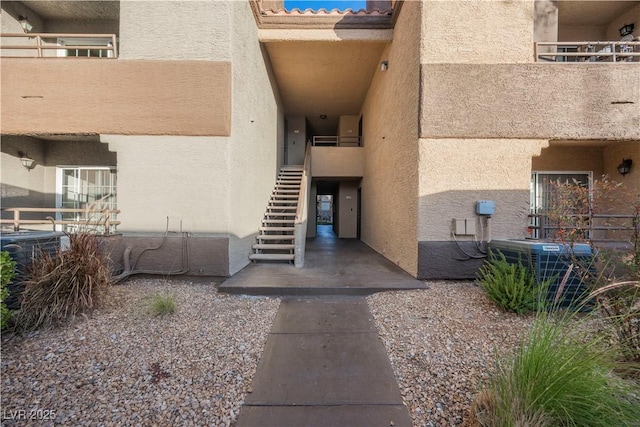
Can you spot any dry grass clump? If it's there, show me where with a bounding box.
[16,233,111,330]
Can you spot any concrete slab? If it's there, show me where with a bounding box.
[271,297,374,334]
[238,296,411,427]
[220,227,426,296]
[237,405,412,427]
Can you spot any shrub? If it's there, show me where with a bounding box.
[471,312,640,426]
[148,293,176,316]
[477,251,545,315]
[17,233,111,330]
[1,251,16,329]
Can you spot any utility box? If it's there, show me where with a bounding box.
[453,218,475,236]
[488,239,595,310]
[476,200,495,216]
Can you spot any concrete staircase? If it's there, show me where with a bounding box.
[249,165,303,263]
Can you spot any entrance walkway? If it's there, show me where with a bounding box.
[219,225,427,295]
[236,296,412,427]
[229,226,422,426]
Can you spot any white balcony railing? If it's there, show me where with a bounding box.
[312,135,361,147]
[0,33,118,58]
[535,41,640,63]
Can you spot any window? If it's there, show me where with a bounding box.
[57,37,115,58]
[530,172,592,239]
[56,167,117,233]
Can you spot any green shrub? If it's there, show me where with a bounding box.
[17,233,111,330]
[148,293,176,316]
[477,251,546,315]
[1,251,17,329]
[471,312,640,427]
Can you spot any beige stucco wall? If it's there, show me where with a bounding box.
[227,0,283,275]
[311,147,364,177]
[532,145,604,174]
[119,1,231,61]
[1,59,231,136]
[102,135,229,236]
[420,64,640,140]
[418,139,549,241]
[360,0,420,276]
[420,0,535,64]
[605,4,640,41]
[604,140,640,199]
[338,115,360,137]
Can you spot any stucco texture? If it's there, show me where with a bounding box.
[421,64,640,140]
[420,0,535,64]
[360,0,420,277]
[227,1,283,275]
[418,139,549,242]
[1,59,231,136]
[119,1,231,61]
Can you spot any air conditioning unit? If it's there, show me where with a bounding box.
[488,239,595,310]
[0,231,65,309]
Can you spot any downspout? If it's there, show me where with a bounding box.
[294,143,311,267]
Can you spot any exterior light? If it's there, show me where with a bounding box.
[619,23,634,38]
[380,60,389,71]
[319,115,327,120]
[18,16,33,33]
[18,151,35,171]
[617,158,633,176]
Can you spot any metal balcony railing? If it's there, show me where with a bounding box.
[535,41,640,63]
[0,33,118,58]
[312,135,361,147]
[1,207,121,235]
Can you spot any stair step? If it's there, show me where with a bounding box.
[265,212,296,217]
[274,190,299,193]
[250,253,295,261]
[253,243,295,250]
[262,219,295,224]
[267,207,297,211]
[269,202,297,206]
[256,235,295,241]
[259,226,295,232]
[271,195,298,199]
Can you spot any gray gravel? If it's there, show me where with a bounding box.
[2,278,534,426]
[1,278,279,426]
[368,281,534,427]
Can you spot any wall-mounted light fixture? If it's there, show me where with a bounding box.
[617,158,633,176]
[18,151,35,171]
[619,23,634,37]
[18,16,33,33]
[380,60,389,71]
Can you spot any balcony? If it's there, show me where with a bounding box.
[1,33,118,58]
[535,41,640,63]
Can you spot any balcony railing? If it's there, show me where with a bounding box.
[1,207,121,235]
[0,33,118,58]
[312,135,361,147]
[535,41,640,63]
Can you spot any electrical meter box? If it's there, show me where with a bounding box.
[476,200,495,216]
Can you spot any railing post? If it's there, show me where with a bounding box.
[13,210,20,232]
[36,35,42,57]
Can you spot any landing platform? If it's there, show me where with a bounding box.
[219,226,427,296]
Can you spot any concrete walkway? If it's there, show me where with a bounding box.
[231,226,420,426]
[220,226,427,295]
[236,296,412,427]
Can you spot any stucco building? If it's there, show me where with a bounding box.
[1,0,639,279]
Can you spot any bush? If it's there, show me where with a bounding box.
[477,251,545,315]
[1,251,16,329]
[471,312,640,427]
[148,293,176,316]
[16,233,111,330]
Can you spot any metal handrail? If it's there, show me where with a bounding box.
[535,41,640,62]
[528,213,637,242]
[1,33,118,58]
[1,207,121,235]
[312,135,361,147]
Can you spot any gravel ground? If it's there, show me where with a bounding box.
[1,278,279,427]
[2,278,538,427]
[368,281,535,427]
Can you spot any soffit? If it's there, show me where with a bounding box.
[558,1,638,26]
[264,40,386,135]
[17,1,119,21]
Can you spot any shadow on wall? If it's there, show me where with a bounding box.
[1,135,116,167]
[417,189,533,280]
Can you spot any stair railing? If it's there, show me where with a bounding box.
[294,142,312,267]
